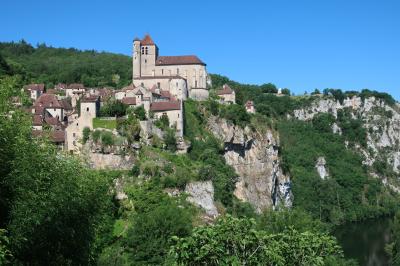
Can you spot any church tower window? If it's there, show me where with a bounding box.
[145,47,148,55]
[141,47,145,55]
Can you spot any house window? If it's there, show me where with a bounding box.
[178,113,179,118]
[177,68,179,75]
[176,82,178,87]
[73,141,76,145]
[145,59,147,63]
[161,69,164,75]
[141,82,144,86]
[157,82,160,88]
[54,108,56,111]
[195,80,198,88]
[86,107,89,112]
[73,133,76,137]
[76,123,78,126]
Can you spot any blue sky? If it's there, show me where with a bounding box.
[1,0,400,99]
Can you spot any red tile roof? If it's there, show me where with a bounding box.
[135,75,186,80]
[121,84,135,91]
[46,89,57,94]
[216,84,234,95]
[156,55,205,66]
[33,115,43,126]
[160,90,171,99]
[60,99,73,110]
[25,84,45,92]
[150,101,181,112]
[141,34,155,45]
[68,83,85,90]
[81,95,99,102]
[55,83,67,90]
[32,130,65,143]
[121,97,136,105]
[44,116,61,126]
[34,94,63,108]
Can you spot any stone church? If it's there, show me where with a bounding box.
[132,34,209,100]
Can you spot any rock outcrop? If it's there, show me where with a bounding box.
[315,157,329,179]
[293,95,400,190]
[185,181,218,218]
[208,117,292,213]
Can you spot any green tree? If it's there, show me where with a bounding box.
[260,83,278,93]
[82,127,91,144]
[170,215,344,265]
[0,229,12,265]
[281,88,291,95]
[164,128,177,152]
[133,105,146,121]
[101,131,114,147]
[390,211,400,265]
[124,185,193,265]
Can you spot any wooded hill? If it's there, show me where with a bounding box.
[0,40,132,88]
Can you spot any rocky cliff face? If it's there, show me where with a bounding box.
[208,117,292,213]
[185,181,218,218]
[293,96,400,190]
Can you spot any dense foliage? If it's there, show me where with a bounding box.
[0,40,132,88]
[0,77,116,264]
[279,119,398,223]
[170,215,346,265]
[389,211,400,265]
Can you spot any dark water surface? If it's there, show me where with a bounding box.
[335,217,392,266]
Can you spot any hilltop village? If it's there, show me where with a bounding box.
[24,34,253,153]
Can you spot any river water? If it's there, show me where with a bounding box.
[335,217,392,266]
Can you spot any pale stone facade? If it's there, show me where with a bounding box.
[65,97,99,153]
[217,84,236,104]
[132,34,209,100]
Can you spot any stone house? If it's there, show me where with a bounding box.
[25,83,45,100]
[216,84,236,104]
[66,83,85,97]
[65,96,99,153]
[150,100,183,137]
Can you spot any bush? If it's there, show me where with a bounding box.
[82,127,90,144]
[133,105,146,121]
[101,131,114,146]
[125,185,193,265]
[219,104,250,127]
[170,215,344,265]
[198,165,216,181]
[260,83,278,93]
[164,128,177,152]
[131,165,140,177]
[312,113,336,133]
[99,100,127,117]
[92,130,101,143]
[155,113,170,130]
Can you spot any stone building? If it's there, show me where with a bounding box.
[65,96,99,153]
[25,83,45,100]
[216,84,236,104]
[150,100,183,137]
[132,34,209,100]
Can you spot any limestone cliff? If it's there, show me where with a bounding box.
[208,117,292,213]
[292,95,400,190]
